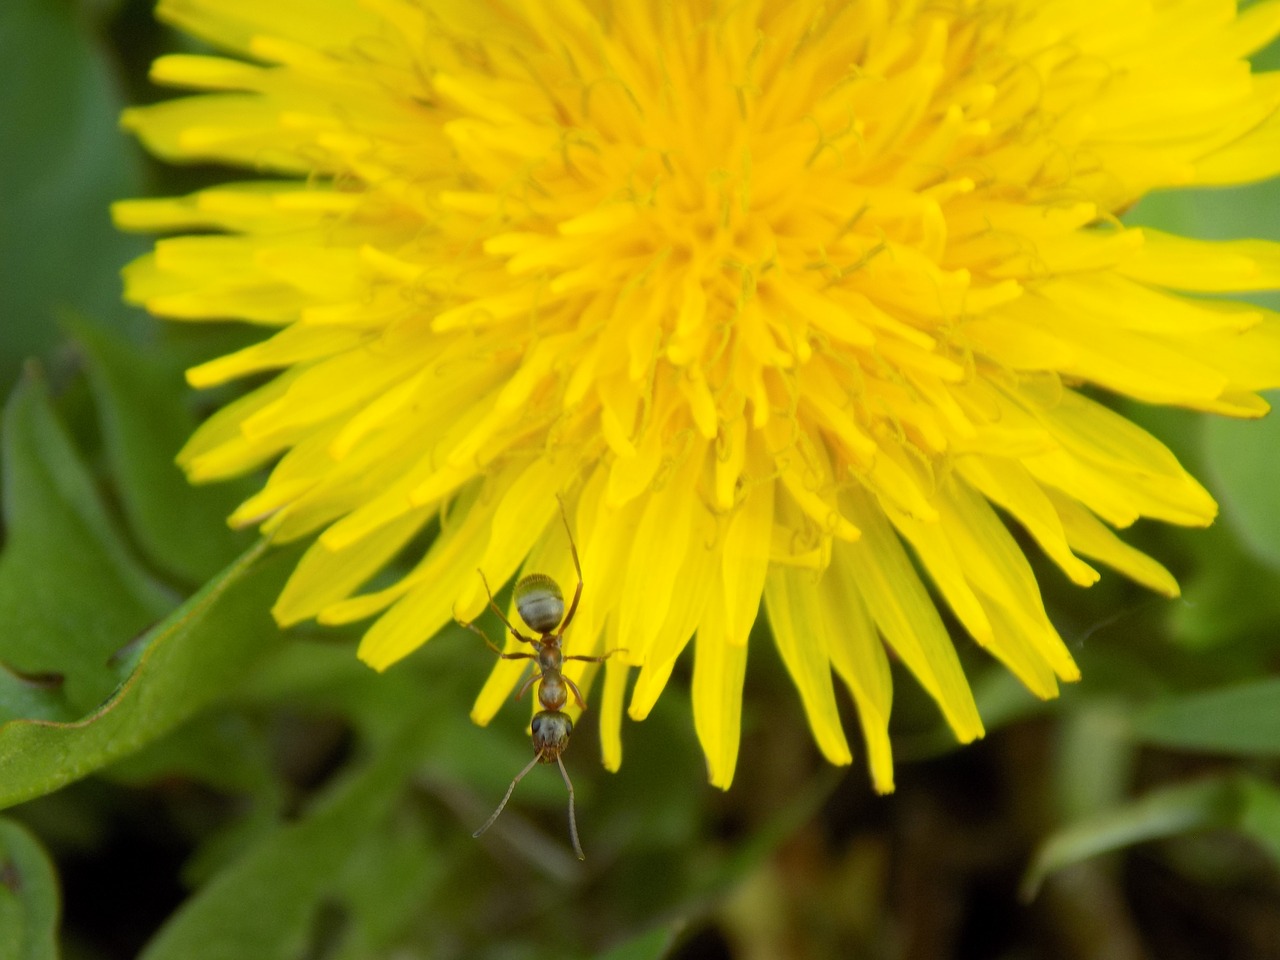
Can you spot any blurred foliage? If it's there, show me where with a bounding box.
[1,1,1279,958]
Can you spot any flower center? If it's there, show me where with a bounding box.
[421,4,1038,531]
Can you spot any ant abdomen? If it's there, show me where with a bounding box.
[514,573,565,633]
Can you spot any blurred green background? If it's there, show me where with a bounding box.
[2,1,1280,957]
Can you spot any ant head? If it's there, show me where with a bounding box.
[514,573,564,634]
[531,710,573,760]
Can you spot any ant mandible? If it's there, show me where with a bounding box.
[462,495,620,860]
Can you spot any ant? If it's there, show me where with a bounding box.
[462,496,620,860]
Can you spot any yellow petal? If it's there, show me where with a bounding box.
[628,505,716,721]
[819,549,896,793]
[839,487,984,743]
[616,442,707,663]
[599,651,630,773]
[763,568,852,766]
[274,504,432,626]
[1049,491,1180,597]
[692,586,749,790]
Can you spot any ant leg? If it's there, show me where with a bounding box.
[563,674,587,711]
[555,495,584,634]
[459,620,536,662]
[473,752,542,840]
[556,754,585,861]
[562,647,629,708]
[458,618,500,655]
[564,647,628,664]
[477,569,536,646]
[515,671,542,701]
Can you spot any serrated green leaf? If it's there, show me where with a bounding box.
[139,720,430,960]
[0,538,301,811]
[1202,390,1280,571]
[593,925,681,960]
[72,316,252,585]
[1022,775,1280,899]
[0,373,174,713]
[0,666,73,726]
[0,818,59,960]
[0,0,146,391]
[1134,677,1280,755]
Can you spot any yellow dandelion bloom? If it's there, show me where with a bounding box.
[116,0,1280,792]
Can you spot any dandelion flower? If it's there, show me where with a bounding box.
[116,0,1280,791]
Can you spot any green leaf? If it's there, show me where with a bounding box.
[1022,775,1280,899]
[1170,522,1280,649]
[107,711,276,796]
[0,0,147,391]
[0,818,59,960]
[179,799,283,891]
[71,316,252,585]
[139,720,430,960]
[234,635,447,742]
[1134,677,1280,756]
[1128,180,1280,250]
[1237,779,1280,861]
[1202,391,1280,572]
[1054,702,1137,821]
[328,811,441,959]
[0,537,301,811]
[0,373,174,713]
[593,925,682,960]
[234,629,506,764]
[0,666,73,726]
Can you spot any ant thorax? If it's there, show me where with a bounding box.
[536,643,561,672]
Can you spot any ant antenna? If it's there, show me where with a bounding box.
[474,753,541,841]
[557,754,585,861]
[472,751,587,861]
